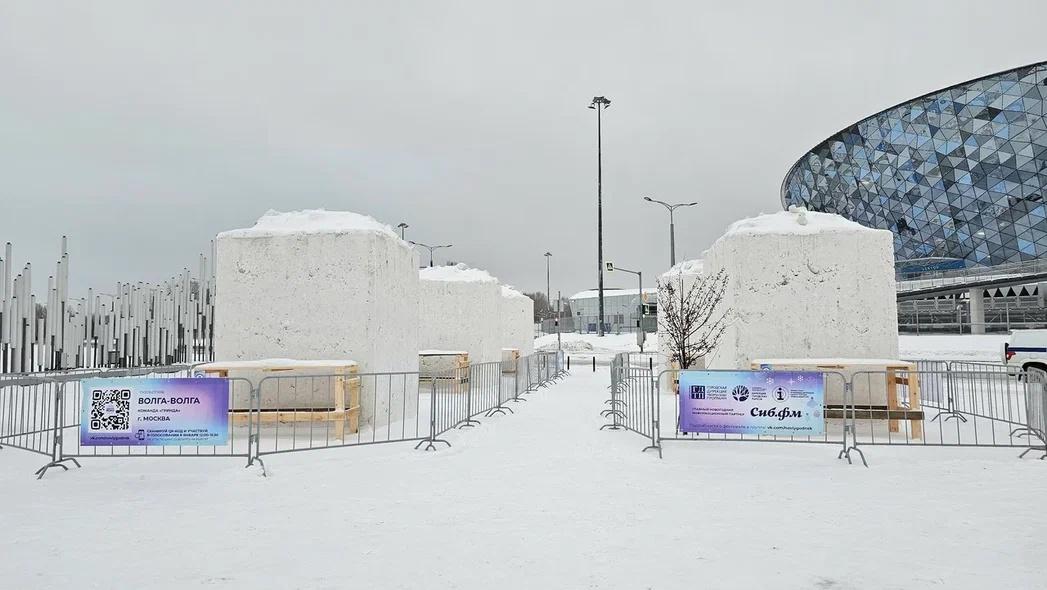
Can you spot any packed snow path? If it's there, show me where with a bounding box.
[1,368,1044,589]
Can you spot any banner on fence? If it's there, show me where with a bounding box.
[678,370,825,436]
[80,378,230,446]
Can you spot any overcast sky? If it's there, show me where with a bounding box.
[2,1,1045,300]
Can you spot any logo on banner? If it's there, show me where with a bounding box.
[731,385,750,402]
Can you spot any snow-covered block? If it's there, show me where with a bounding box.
[213,210,420,426]
[704,209,898,369]
[418,264,503,364]
[500,285,534,357]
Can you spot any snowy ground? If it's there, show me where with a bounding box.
[2,367,1044,589]
[539,332,1010,363]
[536,332,647,363]
[898,333,1007,361]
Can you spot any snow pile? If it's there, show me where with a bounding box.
[214,210,420,424]
[217,209,403,243]
[501,284,527,298]
[899,334,1007,361]
[718,207,874,239]
[704,209,898,369]
[419,263,497,283]
[418,265,503,363]
[661,258,704,279]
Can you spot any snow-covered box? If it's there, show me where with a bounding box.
[704,209,898,369]
[213,210,421,426]
[418,264,502,364]
[500,285,534,357]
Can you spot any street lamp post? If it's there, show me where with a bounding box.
[642,196,698,267]
[397,222,409,241]
[610,264,645,352]
[544,252,552,319]
[589,95,611,336]
[408,241,452,267]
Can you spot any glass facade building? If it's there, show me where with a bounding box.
[782,62,1047,269]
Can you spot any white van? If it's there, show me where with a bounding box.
[1003,329,1047,372]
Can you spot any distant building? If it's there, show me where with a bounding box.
[567,287,658,333]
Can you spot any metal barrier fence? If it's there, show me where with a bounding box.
[605,353,1047,465]
[1,351,569,477]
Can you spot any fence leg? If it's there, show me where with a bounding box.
[246,385,267,476]
[641,374,662,458]
[837,380,868,467]
[35,382,81,479]
[600,359,624,431]
[486,365,513,417]
[458,366,481,428]
[510,359,525,403]
[417,376,451,451]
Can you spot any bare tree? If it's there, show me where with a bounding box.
[523,291,553,323]
[658,268,731,369]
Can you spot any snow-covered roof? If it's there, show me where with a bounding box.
[420,263,498,283]
[719,208,874,239]
[661,258,704,279]
[570,287,658,300]
[218,209,401,240]
[501,285,527,299]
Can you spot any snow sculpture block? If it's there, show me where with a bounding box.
[704,209,898,369]
[214,210,420,426]
[500,285,535,357]
[418,264,503,364]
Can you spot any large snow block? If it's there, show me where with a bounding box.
[214,210,420,427]
[418,264,503,364]
[704,209,898,369]
[500,285,534,357]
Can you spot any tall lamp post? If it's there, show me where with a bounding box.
[397,222,409,241]
[589,95,611,336]
[643,196,698,267]
[409,241,452,267]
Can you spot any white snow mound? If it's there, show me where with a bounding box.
[218,209,400,240]
[420,263,498,283]
[501,285,527,299]
[721,209,872,239]
[661,258,704,279]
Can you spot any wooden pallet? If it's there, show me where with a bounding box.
[419,352,470,392]
[196,360,360,438]
[751,359,923,440]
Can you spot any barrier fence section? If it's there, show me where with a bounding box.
[605,353,1047,465]
[1,351,569,477]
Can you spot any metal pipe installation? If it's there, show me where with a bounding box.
[0,238,215,374]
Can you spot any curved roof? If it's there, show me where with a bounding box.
[781,60,1047,198]
[781,61,1047,268]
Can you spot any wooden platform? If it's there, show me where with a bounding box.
[501,348,520,374]
[419,351,470,393]
[752,359,923,439]
[196,360,361,438]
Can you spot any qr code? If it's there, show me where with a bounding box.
[89,389,131,431]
